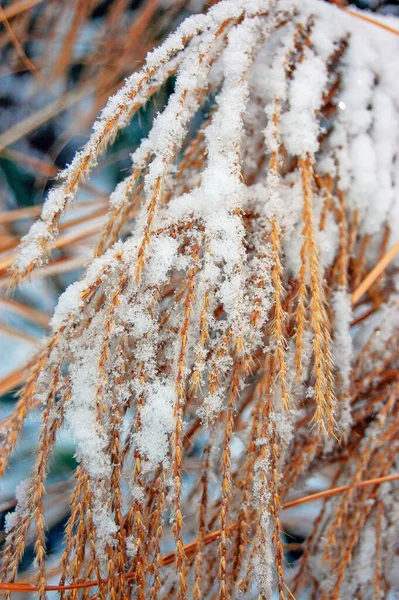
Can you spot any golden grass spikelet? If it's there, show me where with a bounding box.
[299,156,336,435]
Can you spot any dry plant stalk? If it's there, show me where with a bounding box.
[1,1,399,599]
[0,0,190,150]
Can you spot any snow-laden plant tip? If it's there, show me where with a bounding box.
[1,0,399,598]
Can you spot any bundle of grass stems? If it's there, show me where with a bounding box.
[1,0,399,598]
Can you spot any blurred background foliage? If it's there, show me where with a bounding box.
[0,0,398,593]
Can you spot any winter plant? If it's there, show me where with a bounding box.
[1,0,399,598]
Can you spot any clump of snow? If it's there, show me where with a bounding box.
[145,235,179,286]
[4,479,31,534]
[65,335,112,480]
[51,243,125,329]
[281,49,328,157]
[331,288,353,389]
[14,221,54,272]
[134,381,176,465]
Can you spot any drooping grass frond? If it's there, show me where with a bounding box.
[1,1,399,599]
